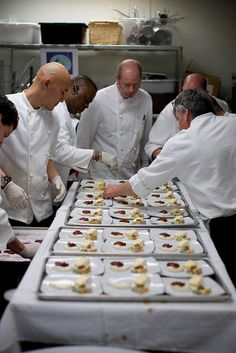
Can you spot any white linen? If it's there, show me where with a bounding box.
[145,96,230,159]
[53,102,94,186]
[77,84,152,179]
[0,92,59,223]
[131,113,236,220]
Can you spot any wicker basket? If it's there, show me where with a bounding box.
[88,21,122,45]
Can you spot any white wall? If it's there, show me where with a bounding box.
[0,0,235,103]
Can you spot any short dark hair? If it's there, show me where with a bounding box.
[71,74,97,95]
[174,89,214,119]
[0,95,18,130]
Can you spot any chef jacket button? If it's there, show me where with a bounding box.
[30,173,33,177]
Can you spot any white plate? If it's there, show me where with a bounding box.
[53,239,103,254]
[74,199,112,207]
[149,228,197,241]
[159,260,214,277]
[154,239,203,255]
[108,208,149,220]
[70,207,104,218]
[103,257,160,275]
[103,228,150,241]
[112,197,147,208]
[163,276,225,296]
[102,239,154,254]
[58,228,104,241]
[147,207,188,218]
[102,273,164,297]
[152,181,178,192]
[150,216,196,226]
[40,274,102,296]
[68,209,112,225]
[45,256,104,275]
[75,191,105,200]
[112,218,151,226]
[147,192,185,207]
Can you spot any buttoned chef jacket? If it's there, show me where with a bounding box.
[145,96,230,160]
[77,84,153,180]
[0,92,60,224]
[0,193,14,251]
[130,113,236,220]
[53,101,94,186]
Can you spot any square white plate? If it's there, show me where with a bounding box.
[102,239,154,254]
[103,256,160,275]
[150,216,196,226]
[103,228,150,241]
[58,228,104,241]
[149,228,197,241]
[147,207,188,218]
[159,260,214,278]
[74,199,112,207]
[102,273,164,297]
[45,256,104,275]
[108,208,149,219]
[53,239,103,254]
[154,239,203,255]
[40,274,102,296]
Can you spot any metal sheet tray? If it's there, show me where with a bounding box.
[38,254,231,303]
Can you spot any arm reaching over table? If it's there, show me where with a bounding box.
[103,181,138,199]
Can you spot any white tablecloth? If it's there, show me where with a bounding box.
[0,182,236,353]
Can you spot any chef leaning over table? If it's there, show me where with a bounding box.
[103,89,236,287]
[0,95,39,258]
[0,62,71,226]
[54,74,118,187]
[77,59,153,180]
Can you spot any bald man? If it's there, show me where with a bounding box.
[145,73,230,160]
[77,59,153,179]
[0,62,71,226]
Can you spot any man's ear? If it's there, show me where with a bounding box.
[185,109,191,126]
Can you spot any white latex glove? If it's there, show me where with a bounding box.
[20,243,40,259]
[101,152,118,170]
[51,175,67,203]
[3,181,29,209]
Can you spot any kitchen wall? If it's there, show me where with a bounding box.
[0,0,235,105]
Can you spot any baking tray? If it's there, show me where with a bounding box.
[38,254,232,303]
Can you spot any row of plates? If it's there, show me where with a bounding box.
[40,273,225,298]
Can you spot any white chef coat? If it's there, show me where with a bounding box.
[0,193,14,251]
[0,92,60,224]
[53,101,94,186]
[77,84,153,180]
[145,96,230,159]
[130,112,236,220]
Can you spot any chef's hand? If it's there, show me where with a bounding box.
[51,175,67,203]
[3,181,29,209]
[101,152,118,170]
[103,184,119,199]
[20,242,40,259]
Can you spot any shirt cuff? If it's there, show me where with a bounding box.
[129,174,151,198]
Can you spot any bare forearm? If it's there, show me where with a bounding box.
[103,181,138,199]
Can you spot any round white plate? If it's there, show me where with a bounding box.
[102,239,154,254]
[103,228,150,241]
[103,256,160,275]
[149,228,197,241]
[163,276,225,296]
[46,256,104,275]
[41,274,102,296]
[102,273,164,297]
[159,260,214,278]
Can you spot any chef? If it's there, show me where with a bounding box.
[0,95,39,257]
[76,59,153,180]
[0,62,71,226]
[54,74,117,187]
[103,89,236,286]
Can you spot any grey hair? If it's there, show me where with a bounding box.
[174,89,214,119]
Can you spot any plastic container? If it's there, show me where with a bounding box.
[39,23,87,44]
[0,22,41,44]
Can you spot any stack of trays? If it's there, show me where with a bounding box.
[38,179,230,302]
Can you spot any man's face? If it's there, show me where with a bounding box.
[0,120,14,146]
[67,86,96,114]
[116,72,141,99]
